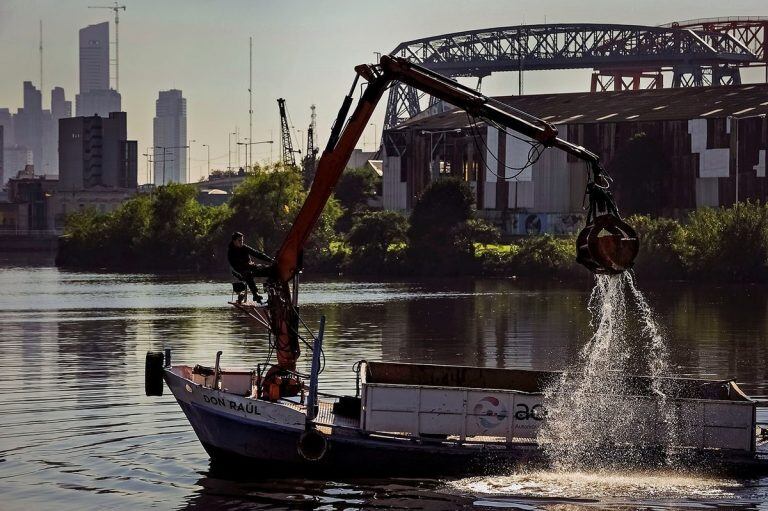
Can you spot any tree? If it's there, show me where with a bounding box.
[226,167,342,267]
[407,178,477,273]
[348,210,408,255]
[334,167,380,232]
[451,219,501,257]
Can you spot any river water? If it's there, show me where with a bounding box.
[2,256,768,510]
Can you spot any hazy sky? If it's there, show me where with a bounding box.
[1,0,766,183]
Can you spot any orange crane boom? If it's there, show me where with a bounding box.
[259,55,638,399]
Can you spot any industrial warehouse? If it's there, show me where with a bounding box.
[382,83,768,235]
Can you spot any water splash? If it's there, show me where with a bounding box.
[538,272,678,470]
[450,470,739,500]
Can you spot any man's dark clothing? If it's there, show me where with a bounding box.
[228,242,274,299]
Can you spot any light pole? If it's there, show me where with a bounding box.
[297,129,304,156]
[229,132,237,171]
[154,146,169,185]
[155,145,188,185]
[237,139,274,171]
[369,123,377,152]
[202,144,210,178]
[187,139,195,183]
[142,146,154,187]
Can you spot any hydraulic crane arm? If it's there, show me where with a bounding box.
[260,55,636,398]
[274,55,603,283]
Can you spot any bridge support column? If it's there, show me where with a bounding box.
[591,70,663,92]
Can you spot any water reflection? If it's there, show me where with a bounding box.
[1,265,767,510]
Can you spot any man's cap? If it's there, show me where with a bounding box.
[232,231,244,240]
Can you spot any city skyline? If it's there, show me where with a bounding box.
[1,0,767,184]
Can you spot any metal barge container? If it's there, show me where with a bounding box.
[360,362,757,453]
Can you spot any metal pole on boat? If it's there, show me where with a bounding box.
[213,351,223,390]
[306,316,325,423]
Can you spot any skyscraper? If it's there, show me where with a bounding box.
[75,22,121,117]
[51,87,72,120]
[153,90,187,185]
[13,82,42,172]
[43,87,72,175]
[0,126,4,185]
[79,22,109,93]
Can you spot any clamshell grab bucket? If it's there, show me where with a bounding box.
[576,214,639,274]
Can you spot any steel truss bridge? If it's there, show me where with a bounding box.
[384,18,768,130]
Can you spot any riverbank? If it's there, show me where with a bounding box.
[54,173,768,283]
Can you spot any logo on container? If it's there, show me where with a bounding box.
[473,396,508,429]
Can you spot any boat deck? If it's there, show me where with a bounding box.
[279,399,360,432]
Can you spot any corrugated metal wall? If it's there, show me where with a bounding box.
[383,114,768,219]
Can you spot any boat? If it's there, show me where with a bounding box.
[151,347,768,475]
[145,56,766,475]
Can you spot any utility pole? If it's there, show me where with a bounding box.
[155,145,187,185]
[238,139,273,170]
[229,132,236,171]
[187,139,195,183]
[235,127,240,168]
[88,2,126,91]
[141,147,154,187]
[202,143,210,177]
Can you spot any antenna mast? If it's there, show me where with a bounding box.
[39,20,43,97]
[249,36,253,169]
[88,2,126,91]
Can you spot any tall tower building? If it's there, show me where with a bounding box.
[13,81,43,172]
[153,90,187,185]
[51,87,72,120]
[42,87,72,175]
[75,22,121,117]
[79,22,109,93]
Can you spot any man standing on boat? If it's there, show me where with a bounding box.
[228,232,274,303]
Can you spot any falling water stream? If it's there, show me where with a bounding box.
[539,272,678,470]
[451,273,744,506]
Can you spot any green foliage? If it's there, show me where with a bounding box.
[478,235,581,278]
[676,201,768,281]
[345,211,409,273]
[59,208,110,264]
[227,167,341,269]
[451,219,501,256]
[334,167,380,233]
[348,211,409,254]
[626,215,684,278]
[407,178,476,274]
[58,183,227,270]
[228,169,307,252]
[513,235,578,275]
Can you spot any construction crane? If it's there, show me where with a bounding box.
[302,104,319,187]
[277,98,299,168]
[88,1,126,91]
